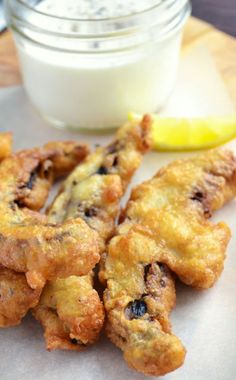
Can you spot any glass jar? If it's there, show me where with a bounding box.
[5,0,191,130]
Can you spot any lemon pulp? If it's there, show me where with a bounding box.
[129,113,236,151]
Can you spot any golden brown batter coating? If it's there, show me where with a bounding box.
[34,274,104,351]
[33,116,152,351]
[0,132,12,161]
[104,231,185,376]
[48,115,152,250]
[0,219,99,288]
[121,148,236,289]
[44,141,89,178]
[0,266,41,327]
[104,149,236,376]
[12,141,88,211]
[0,141,90,327]
[0,142,99,290]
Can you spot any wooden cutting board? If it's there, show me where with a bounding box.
[0,17,236,108]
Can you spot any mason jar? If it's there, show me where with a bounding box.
[4,0,191,130]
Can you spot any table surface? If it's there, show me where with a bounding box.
[0,17,236,109]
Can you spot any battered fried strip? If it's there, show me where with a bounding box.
[48,115,152,249]
[120,149,236,289]
[0,132,12,161]
[103,149,236,376]
[13,141,89,211]
[33,115,152,351]
[0,143,99,290]
[0,141,90,327]
[0,266,41,327]
[34,275,104,350]
[44,141,89,178]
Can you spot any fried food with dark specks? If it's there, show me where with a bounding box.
[0,266,41,327]
[44,141,89,178]
[0,142,99,291]
[121,149,236,289]
[12,141,88,211]
[33,115,152,351]
[103,149,236,376]
[34,274,104,350]
[0,140,90,327]
[48,115,152,250]
[0,132,12,161]
[105,258,185,376]
[104,230,185,377]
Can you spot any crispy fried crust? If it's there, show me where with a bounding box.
[0,141,91,327]
[0,219,99,289]
[103,149,236,376]
[0,133,12,161]
[33,116,152,351]
[104,230,186,376]
[0,266,41,327]
[12,141,88,211]
[0,142,98,291]
[44,141,89,178]
[48,115,152,250]
[33,274,104,351]
[122,149,236,289]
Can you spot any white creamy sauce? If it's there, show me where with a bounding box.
[16,0,183,129]
[36,0,161,19]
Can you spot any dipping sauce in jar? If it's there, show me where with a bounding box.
[5,0,191,130]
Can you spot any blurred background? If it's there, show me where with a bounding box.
[192,0,236,37]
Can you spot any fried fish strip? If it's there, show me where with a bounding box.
[12,141,89,211]
[33,115,152,351]
[104,149,236,376]
[0,133,12,161]
[48,115,152,249]
[120,148,236,289]
[0,266,41,327]
[43,141,89,178]
[0,141,90,327]
[34,275,104,350]
[0,142,99,290]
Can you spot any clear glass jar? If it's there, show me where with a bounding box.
[5,0,191,130]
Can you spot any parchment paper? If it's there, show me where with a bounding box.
[0,42,236,380]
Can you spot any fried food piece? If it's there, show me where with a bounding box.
[104,258,186,376]
[33,115,152,351]
[0,266,41,327]
[0,143,99,290]
[121,148,236,289]
[0,132,12,161]
[0,141,90,327]
[104,231,185,376]
[34,275,104,350]
[103,149,236,376]
[44,141,89,178]
[12,141,88,211]
[48,115,152,250]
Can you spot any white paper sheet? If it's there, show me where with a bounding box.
[0,42,236,380]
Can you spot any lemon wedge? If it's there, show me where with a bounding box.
[129,113,236,151]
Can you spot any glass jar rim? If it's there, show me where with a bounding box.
[5,0,191,54]
[13,0,188,23]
